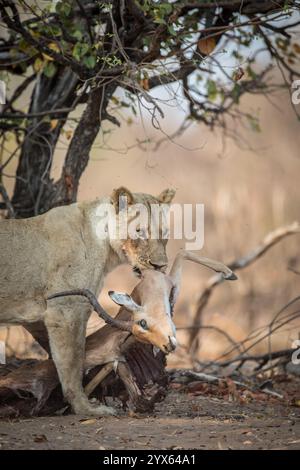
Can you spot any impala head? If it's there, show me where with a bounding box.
[109,270,177,354]
[107,251,237,354]
[109,187,176,276]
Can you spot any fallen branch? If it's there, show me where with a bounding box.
[84,363,114,397]
[168,369,284,399]
[217,347,296,369]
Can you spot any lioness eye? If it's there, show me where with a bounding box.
[138,319,148,330]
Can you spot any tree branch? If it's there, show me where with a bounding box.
[188,222,300,355]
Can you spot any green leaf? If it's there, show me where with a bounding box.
[154,16,166,25]
[247,115,261,132]
[43,62,57,78]
[73,43,89,61]
[232,84,241,104]
[167,24,176,36]
[72,29,83,41]
[246,65,257,80]
[83,55,96,69]
[55,1,72,17]
[142,36,151,48]
[160,3,173,14]
[33,57,44,72]
[206,79,218,101]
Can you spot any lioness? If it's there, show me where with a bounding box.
[0,187,175,416]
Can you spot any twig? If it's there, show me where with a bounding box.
[178,324,244,355]
[198,301,300,371]
[0,182,14,218]
[288,266,300,276]
[169,369,246,389]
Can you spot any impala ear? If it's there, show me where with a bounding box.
[108,291,141,312]
[157,188,176,204]
[111,187,134,213]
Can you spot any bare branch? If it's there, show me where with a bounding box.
[0,182,14,218]
[189,222,300,354]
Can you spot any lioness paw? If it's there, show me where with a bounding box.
[96,405,117,417]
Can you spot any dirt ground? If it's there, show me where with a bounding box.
[0,389,299,450]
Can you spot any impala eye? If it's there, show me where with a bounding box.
[138,319,148,330]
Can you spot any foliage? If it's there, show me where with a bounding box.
[0,0,299,216]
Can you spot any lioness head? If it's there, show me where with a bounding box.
[110,187,175,275]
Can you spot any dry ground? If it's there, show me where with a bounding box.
[0,389,299,450]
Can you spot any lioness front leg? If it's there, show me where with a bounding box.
[44,304,116,417]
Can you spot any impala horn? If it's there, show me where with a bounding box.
[47,289,133,332]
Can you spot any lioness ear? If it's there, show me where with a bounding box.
[157,188,176,204]
[111,186,134,213]
[108,291,141,312]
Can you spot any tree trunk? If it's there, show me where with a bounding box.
[46,82,116,210]
[11,73,115,216]
[11,66,78,218]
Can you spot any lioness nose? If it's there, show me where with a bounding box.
[168,336,177,352]
[149,261,167,271]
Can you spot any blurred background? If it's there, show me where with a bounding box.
[1,74,300,368]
